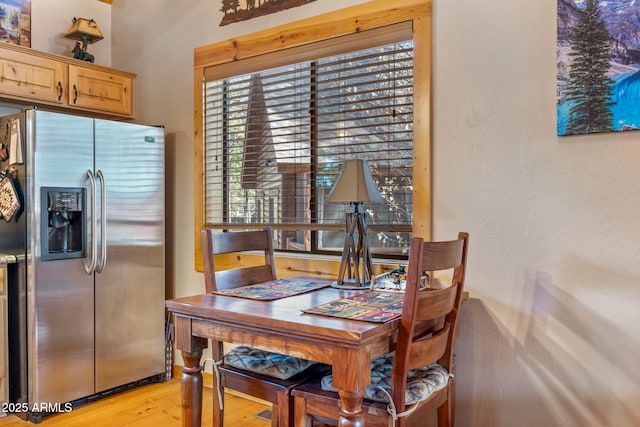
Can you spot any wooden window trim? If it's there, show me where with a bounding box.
[194,0,431,271]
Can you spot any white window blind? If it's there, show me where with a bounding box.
[203,25,414,255]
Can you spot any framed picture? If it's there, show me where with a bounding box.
[557,0,640,136]
[0,0,31,47]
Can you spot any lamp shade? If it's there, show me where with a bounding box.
[64,18,104,44]
[327,159,384,204]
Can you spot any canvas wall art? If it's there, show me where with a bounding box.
[557,0,640,136]
[220,0,317,26]
[0,0,30,47]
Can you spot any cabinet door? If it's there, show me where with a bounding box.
[0,50,65,104]
[68,64,133,117]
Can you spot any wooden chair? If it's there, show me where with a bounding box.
[202,227,327,427]
[292,232,469,427]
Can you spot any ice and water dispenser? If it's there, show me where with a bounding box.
[41,188,85,261]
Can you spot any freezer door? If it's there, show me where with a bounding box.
[30,111,95,404]
[0,111,25,254]
[94,120,165,391]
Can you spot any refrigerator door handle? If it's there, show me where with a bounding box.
[85,170,97,275]
[96,170,107,273]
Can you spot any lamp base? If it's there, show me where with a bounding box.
[71,41,95,62]
[330,279,370,290]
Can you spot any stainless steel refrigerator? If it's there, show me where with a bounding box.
[0,109,165,414]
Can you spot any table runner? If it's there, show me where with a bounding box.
[213,279,330,300]
[302,291,404,323]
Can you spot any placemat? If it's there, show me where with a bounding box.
[213,279,330,300]
[302,291,404,323]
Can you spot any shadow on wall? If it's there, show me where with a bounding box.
[455,270,640,427]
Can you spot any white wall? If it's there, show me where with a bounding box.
[31,0,111,66]
[432,1,640,426]
[29,0,640,426]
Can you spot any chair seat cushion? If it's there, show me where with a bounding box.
[224,346,316,380]
[321,353,449,405]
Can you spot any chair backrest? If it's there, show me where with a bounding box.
[390,232,469,412]
[201,227,277,293]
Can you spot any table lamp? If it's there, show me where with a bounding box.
[327,159,384,289]
[65,18,103,63]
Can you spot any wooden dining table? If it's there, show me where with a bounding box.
[165,277,400,427]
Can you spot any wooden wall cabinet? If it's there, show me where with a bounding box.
[0,43,135,119]
[68,65,133,117]
[0,49,65,105]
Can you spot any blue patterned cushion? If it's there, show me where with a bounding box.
[321,353,449,405]
[224,346,316,380]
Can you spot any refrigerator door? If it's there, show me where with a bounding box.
[94,120,165,391]
[29,110,96,404]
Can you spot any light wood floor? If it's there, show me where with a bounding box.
[0,379,270,426]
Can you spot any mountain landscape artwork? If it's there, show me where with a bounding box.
[557,0,640,136]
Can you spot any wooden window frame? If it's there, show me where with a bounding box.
[194,0,431,271]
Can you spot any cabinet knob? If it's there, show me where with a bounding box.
[73,85,79,104]
[57,81,63,101]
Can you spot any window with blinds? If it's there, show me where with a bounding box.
[203,27,414,256]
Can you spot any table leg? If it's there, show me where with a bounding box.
[337,389,365,427]
[332,348,369,427]
[174,315,208,427]
[181,349,204,427]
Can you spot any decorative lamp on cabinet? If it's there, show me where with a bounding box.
[65,18,103,63]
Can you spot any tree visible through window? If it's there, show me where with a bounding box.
[203,38,414,256]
